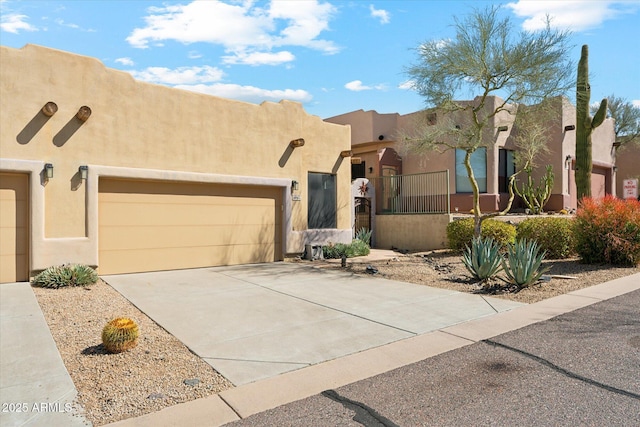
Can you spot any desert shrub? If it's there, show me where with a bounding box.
[502,238,550,288]
[574,196,640,266]
[447,218,516,251]
[32,264,98,289]
[323,239,371,259]
[462,237,503,285]
[517,217,575,259]
[102,317,139,354]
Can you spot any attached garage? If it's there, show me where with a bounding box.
[0,173,29,283]
[98,178,283,275]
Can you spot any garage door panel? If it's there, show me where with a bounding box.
[99,202,277,227]
[99,224,279,250]
[99,179,282,274]
[100,243,275,274]
[0,173,29,283]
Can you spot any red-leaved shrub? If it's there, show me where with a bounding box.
[574,195,640,266]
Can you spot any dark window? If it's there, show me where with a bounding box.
[351,161,366,180]
[308,172,337,229]
[498,149,516,193]
[456,148,487,193]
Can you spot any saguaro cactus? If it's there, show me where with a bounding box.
[575,45,608,200]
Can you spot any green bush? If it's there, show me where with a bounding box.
[355,228,372,245]
[517,217,575,259]
[462,237,503,285]
[32,264,98,289]
[502,238,550,288]
[447,218,516,251]
[323,239,371,259]
[574,196,640,266]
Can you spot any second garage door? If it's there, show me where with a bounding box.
[99,179,282,275]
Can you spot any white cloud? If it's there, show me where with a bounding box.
[398,80,415,90]
[506,0,635,31]
[188,50,202,59]
[129,65,224,85]
[633,100,640,108]
[174,83,313,104]
[222,50,295,66]
[115,57,135,67]
[1,13,37,33]
[345,80,386,91]
[127,0,339,66]
[369,5,390,24]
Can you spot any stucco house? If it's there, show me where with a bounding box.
[327,95,617,213]
[0,44,352,283]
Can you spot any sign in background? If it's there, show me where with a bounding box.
[622,178,638,200]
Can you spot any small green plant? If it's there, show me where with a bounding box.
[517,217,575,259]
[32,264,98,289]
[323,239,371,259]
[102,317,139,354]
[355,227,372,245]
[462,237,503,285]
[502,239,550,288]
[447,218,516,251]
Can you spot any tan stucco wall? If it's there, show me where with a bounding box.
[375,214,452,251]
[615,142,640,199]
[1,44,352,271]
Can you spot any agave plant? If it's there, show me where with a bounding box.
[355,227,372,245]
[32,264,98,289]
[502,238,551,288]
[462,236,503,285]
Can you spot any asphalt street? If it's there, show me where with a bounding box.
[225,289,640,427]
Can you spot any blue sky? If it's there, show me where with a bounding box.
[1,0,639,119]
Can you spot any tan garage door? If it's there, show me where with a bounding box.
[99,179,282,275]
[0,173,29,283]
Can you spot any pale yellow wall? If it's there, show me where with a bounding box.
[0,44,352,270]
[375,214,452,251]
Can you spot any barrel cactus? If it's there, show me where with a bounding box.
[102,317,139,353]
[575,44,608,200]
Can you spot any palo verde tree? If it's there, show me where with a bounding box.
[593,94,640,147]
[403,6,573,237]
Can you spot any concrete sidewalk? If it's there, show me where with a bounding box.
[0,282,87,427]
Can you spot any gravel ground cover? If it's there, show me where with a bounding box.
[31,252,639,425]
[32,281,233,426]
[318,251,640,304]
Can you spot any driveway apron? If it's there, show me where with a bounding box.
[103,263,523,386]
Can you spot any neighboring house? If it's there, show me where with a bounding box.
[615,141,640,199]
[0,44,352,283]
[326,95,617,213]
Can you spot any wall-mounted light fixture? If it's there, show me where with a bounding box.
[76,106,92,122]
[289,138,305,148]
[79,165,88,180]
[378,135,384,141]
[565,154,572,169]
[497,125,508,132]
[44,163,54,179]
[340,150,353,158]
[351,157,362,164]
[41,102,58,117]
[564,125,576,131]
[291,180,299,191]
[613,166,618,172]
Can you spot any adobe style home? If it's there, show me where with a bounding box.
[0,44,352,283]
[326,95,617,213]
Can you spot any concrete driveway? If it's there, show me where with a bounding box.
[104,263,523,386]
